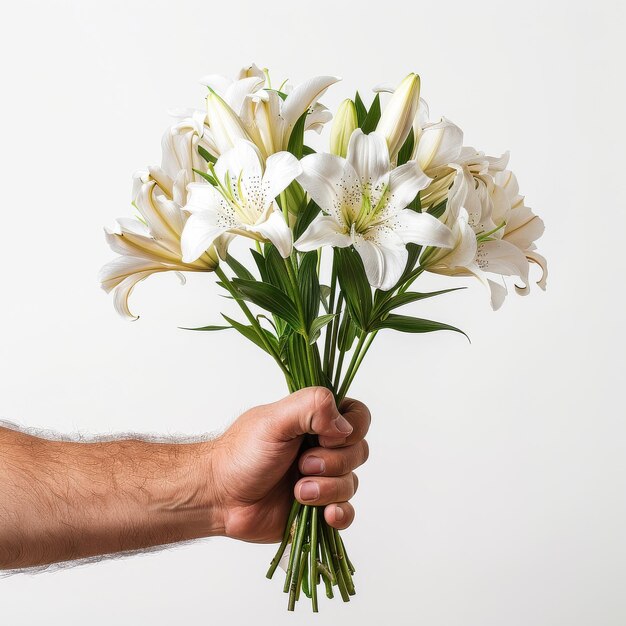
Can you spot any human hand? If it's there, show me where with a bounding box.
[209,387,370,543]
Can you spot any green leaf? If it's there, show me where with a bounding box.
[397,129,415,166]
[287,110,307,159]
[198,146,217,165]
[251,249,269,282]
[264,245,292,295]
[319,284,332,313]
[308,314,337,344]
[361,94,381,134]
[221,314,279,354]
[192,168,218,186]
[293,198,321,241]
[371,314,469,340]
[180,324,231,331]
[231,278,302,331]
[298,252,320,328]
[226,254,254,281]
[282,180,307,215]
[335,247,372,330]
[354,91,367,126]
[374,288,465,317]
[302,145,315,156]
[338,312,359,351]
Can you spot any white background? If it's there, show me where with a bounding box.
[1,1,625,624]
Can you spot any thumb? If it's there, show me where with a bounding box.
[267,387,354,441]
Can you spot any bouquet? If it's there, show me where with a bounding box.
[100,64,547,611]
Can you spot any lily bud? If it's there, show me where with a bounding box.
[330,99,358,157]
[376,73,420,160]
[205,89,252,155]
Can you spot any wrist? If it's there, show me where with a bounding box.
[176,439,227,539]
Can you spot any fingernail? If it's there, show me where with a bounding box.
[299,481,320,502]
[334,505,345,521]
[302,456,325,475]
[334,415,353,434]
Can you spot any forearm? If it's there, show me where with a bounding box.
[0,426,224,569]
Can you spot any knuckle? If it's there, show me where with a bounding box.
[312,386,336,415]
[352,472,359,494]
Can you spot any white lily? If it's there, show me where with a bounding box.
[375,72,421,160]
[203,71,339,160]
[295,129,454,291]
[181,140,301,262]
[100,126,218,320]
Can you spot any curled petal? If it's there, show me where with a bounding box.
[525,250,548,291]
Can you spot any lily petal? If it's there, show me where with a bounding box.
[246,209,293,258]
[214,140,263,183]
[353,235,408,291]
[181,211,229,263]
[262,151,302,208]
[347,130,390,184]
[298,153,353,222]
[385,160,431,213]
[294,215,352,251]
[414,117,463,172]
[395,209,454,248]
[281,75,340,129]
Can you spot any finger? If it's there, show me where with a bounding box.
[267,387,353,442]
[299,440,369,477]
[318,397,371,449]
[294,472,358,506]
[324,502,355,530]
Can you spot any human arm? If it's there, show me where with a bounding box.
[0,387,369,569]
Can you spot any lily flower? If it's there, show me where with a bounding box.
[202,69,339,160]
[100,126,218,320]
[376,73,421,160]
[295,129,454,291]
[181,140,301,262]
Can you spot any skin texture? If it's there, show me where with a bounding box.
[0,387,370,569]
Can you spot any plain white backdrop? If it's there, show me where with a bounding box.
[1,1,625,624]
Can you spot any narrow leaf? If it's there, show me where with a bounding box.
[361,94,381,134]
[354,91,367,126]
[397,129,415,166]
[180,324,231,331]
[221,314,279,354]
[374,288,465,317]
[287,110,307,159]
[198,146,217,164]
[372,314,469,340]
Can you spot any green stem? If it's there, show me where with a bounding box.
[267,500,301,579]
[336,331,368,402]
[338,331,377,402]
[310,507,319,612]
